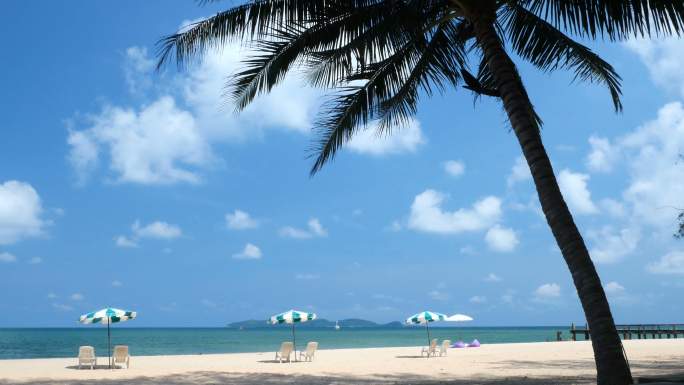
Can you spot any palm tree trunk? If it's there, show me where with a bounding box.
[471,16,633,385]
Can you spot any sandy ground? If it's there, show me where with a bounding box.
[0,340,682,384]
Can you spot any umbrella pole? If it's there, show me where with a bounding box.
[426,322,431,358]
[108,320,111,369]
[292,323,296,362]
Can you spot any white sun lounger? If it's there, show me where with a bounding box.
[275,341,294,363]
[421,338,439,357]
[298,341,318,362]
[113,345,130,368]
[439,339,451,356]
[78,346,97,369]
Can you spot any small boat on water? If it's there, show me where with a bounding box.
[335,321,340,330]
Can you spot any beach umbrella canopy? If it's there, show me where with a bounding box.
[79,307,136,368]
[446,313,474,322]
[268,310,316,361]
[406,311,446,355]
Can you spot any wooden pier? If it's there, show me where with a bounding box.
[558,324,684,341]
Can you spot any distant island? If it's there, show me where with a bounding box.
[226,318,406,329]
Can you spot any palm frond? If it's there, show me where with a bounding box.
[522,0,684,40]
[503,3,623,111]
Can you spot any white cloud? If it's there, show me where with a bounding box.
[428,290,450,301]
[484,273,502,282]
[604,281,625,294]
[620,103,684,228]
[0,252,17,263]
[347,119,425,156]
[507,156,531,186]
[225,209,258,230]
[469,295,487,304]
[115,235,138,248]
[295,273,320,280]
[232,243,262,260]
[47,293,57,299]
[647,251,684,275]
[501,290,516,304]
[133,220,182,240]
[589,226,640,264]
[558,169,599,215]
[70,293,84,301]
[279,218,327,239]
[443,160,465,177]
[123,46,155,95]
[625,38,684,98]
[600,198,626,218]
[69,44,325,186]
[0,181,47,245]
[586,136,618,173]
[28,257,42,265]
[112,280,123,287]
[68,97,213,185]
[485,225,519,252]
[534,283,561,299]
[408,190,502,234]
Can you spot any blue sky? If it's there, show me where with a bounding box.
[1,1,683,327]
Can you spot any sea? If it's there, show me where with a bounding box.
[0,326,563,359]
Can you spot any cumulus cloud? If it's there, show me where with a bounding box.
[68,97,214,185]
[625,38,684,98]
[232,243,262,260]
[408,190,502,234]
[558,169,599,215]
[225,209,258,230]
[443,160,465,177]
[586,136,618,173]
[133,220,182,240]
[604,281,626,294]
[647,251,684,275]
[0,252,17,263]
[485,225,519,252]
[279,218,327,239]
[69,44,321,186]
[589,227,640,264]
[346,119,425,156]
[0,181,47,245]
[484,273,502,282]
[534,283,561,299]
[507,156,531,186]
[115,235,138,248]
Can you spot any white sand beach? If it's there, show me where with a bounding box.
[0,339,682,384]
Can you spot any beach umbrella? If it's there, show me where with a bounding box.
[446,313,474,322]
[79,307,137,368]
[268,309,316,360]
[406,311,446,351]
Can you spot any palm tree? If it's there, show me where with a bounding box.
[157,1,684,383]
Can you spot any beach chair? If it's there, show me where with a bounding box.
[421,338,439,357]
[439,340,451,356]
[113,345,131,369]
[78,346,97,369]
[275,342,294,363]
[298,341,318,362]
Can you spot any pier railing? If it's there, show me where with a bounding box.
[556,324,684,341]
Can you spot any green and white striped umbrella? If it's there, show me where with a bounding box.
[268,310,316,361]
[406,311,446,357]
[79,307,137,368]
[268,309,316,325]
[79,308,137,324]
[406,311,446,324]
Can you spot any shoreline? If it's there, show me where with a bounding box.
[0,339,682,384]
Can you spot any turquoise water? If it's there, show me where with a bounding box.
[0,327,562,359]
